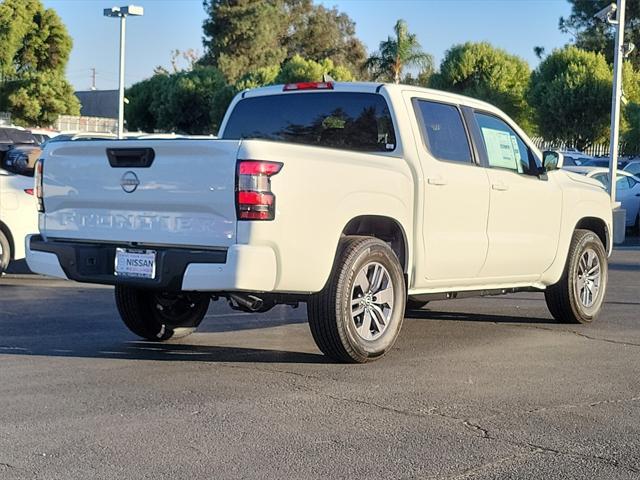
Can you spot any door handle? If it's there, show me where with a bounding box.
[427,177,448,186]
[492,182,509,191]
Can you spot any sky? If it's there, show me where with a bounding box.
[42,0,575,92]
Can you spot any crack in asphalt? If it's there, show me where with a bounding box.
[524,395,640,414]
[440,451,538,480]
[499,323,640,348]
[310,391,640,476]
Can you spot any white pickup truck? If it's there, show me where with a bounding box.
[27,82,612,363]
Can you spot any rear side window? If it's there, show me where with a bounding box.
[414,100,472,163]
[223,92,396,152]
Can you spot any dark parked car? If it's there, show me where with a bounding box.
[0,128,40,176]
[582,157,629,170]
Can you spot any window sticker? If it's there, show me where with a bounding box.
[481,127,520,171]
[510,135,521,162]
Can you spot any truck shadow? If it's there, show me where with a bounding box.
[0,337,331,364]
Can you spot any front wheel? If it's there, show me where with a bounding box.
[545,229,608,324]
[115,286,210,341]
[308,236,406,363]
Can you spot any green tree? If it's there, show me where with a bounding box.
[235,65,281,91]
[429,42,532,131]
[125,74,171,132]
[527,47,612,150]
[0,0,79,126]
[283,0,366,75]
[125,67,230,134]
[275,55,353,83]
[560,0,640,69]
[365,19,433,84]
[623,102,640,153]
[201,0,367,82]
[201,0,287,83]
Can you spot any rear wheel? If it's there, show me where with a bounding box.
[115,286,210,341]
[308,236,406,363]
[545,229,607,324]
[0,230,11,274]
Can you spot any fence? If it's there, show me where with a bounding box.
[531,137,636,158]
[0,112,11,126]
[54,115,117,134]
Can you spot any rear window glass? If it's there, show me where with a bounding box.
[222,92,396,152]
[414,100,472,163]
[0,128,36,144]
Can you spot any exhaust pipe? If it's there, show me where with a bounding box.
[228,293,264,312]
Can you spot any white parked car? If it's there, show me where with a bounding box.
[0,168,38,272]
[565,166,640,231]
[623,159,640,177]
[27,82,612,363]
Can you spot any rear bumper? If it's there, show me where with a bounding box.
[25,235,278,292]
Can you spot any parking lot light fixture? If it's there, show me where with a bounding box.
[103,5,144,139]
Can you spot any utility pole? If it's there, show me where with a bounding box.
[90,68,97,90]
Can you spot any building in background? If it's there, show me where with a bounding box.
[53,90,119,134]
[74,90,119,119]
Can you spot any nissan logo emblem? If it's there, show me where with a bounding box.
[120,171,140,193]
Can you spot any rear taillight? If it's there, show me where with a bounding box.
[24,188,34,195]
[35,158,44,212]
[236,160,282,221]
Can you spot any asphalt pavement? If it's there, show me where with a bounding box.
[0,247,639,479]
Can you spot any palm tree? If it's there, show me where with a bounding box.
[365,19,433,84]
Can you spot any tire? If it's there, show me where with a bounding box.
[0,229,11,274]
[545,229,608,324]
[115,286,210,341]
[406,298,429,311]
[308,236,406,363]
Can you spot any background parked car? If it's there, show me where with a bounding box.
[559,150,593,167]
[566,166,640,232]
[581,157,629,170]
[0,166,38,273]
[0,127,39,173]
[623,159,640,177]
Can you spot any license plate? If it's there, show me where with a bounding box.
[114,248,156,279]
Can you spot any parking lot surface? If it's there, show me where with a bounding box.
[0,248,639,479]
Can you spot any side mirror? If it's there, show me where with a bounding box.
[543,150,564,171]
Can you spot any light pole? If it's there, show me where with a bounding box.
[103,5,144,139]
[595,1,625,205]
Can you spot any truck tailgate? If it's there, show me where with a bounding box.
[41,139,240,248]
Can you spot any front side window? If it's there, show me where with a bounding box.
[474,112,538,174]
[414,100,472,163]
[222,92,396,153]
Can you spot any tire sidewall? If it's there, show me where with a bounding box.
[0,231,10,273]
[568,232,608,323]
[337,242,405,360]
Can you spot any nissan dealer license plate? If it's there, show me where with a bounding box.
[114,248,156,279]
